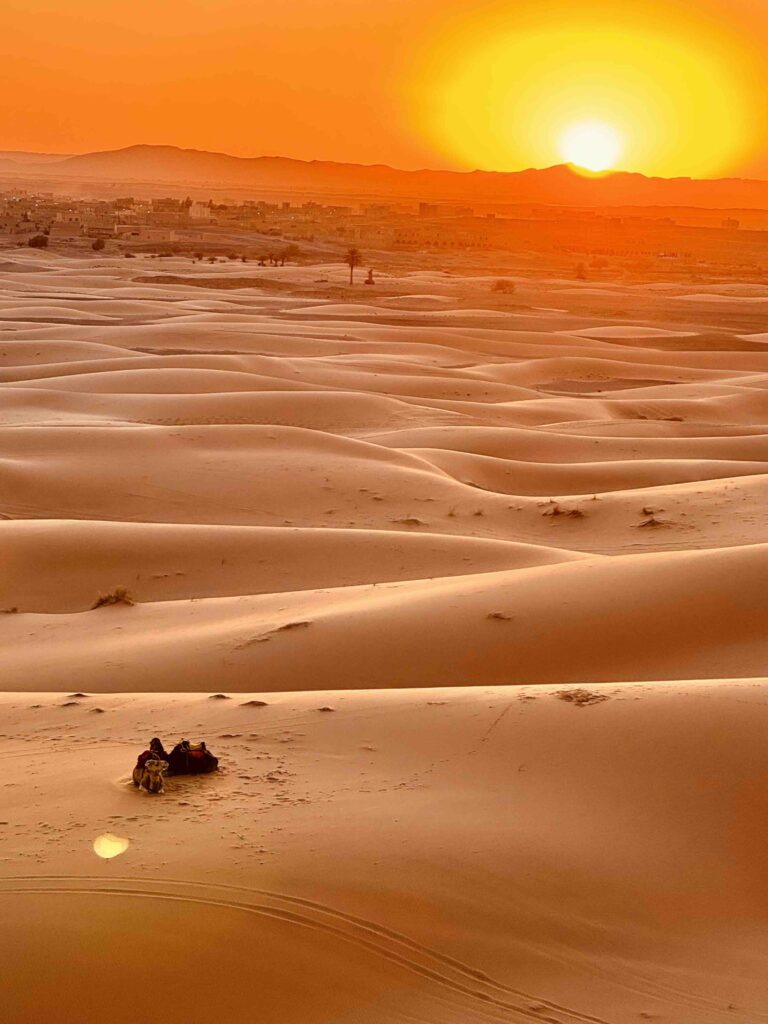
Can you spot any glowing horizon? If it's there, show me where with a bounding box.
[559,122,624,174]
[1,0,767,179]
[410,9,762,180]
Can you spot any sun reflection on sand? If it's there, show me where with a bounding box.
[93,833,130,859]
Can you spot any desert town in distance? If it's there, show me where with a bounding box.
[3,181,768,281]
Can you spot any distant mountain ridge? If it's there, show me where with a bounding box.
[5,143,768,209]
[0,151,74,164]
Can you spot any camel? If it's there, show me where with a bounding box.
[132,758,169,794]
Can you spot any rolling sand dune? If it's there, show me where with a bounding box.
[3,253,768,1022]
[0,386,461,431]
[0,519,582,612]
[3,543,767,691]
[365,423,768,461]
[3,683,768,1023]
[0,338,141,364]
[404,447,768,494]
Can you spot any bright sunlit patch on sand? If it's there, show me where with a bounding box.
[559,121,622,172]
[93,833,130,859]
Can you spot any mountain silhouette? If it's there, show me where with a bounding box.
[6,144,768,208]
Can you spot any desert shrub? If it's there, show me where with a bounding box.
[28,235,48,248]
[124,252,136,258]
[92,587,135,609]
[92,238,106,251]
[492,279,515,294]
[556,689,608,706]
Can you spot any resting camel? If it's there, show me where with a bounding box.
[132,758,169,794]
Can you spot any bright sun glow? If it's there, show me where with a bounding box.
[560,121,622,172]
[413,16,758,178]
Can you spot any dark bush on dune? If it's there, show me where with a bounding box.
[92,587,135,609]
[492,279,516,294]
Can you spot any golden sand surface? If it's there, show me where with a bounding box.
[2,252,768,1021]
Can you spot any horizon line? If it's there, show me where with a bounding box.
[3,142,767,186]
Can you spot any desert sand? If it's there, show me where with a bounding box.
[2,251,768,1021]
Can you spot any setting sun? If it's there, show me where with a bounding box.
[559,121,623,173]
[412,12,760,177]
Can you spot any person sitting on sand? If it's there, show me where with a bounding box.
[136,737,169,772]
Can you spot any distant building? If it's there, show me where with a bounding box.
[189,202,215,224]
[49,221,82,239]
[82,213,118,237]
[114,225,177,243]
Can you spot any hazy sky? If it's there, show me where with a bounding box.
[2,0,767,177]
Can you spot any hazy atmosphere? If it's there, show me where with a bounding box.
[3,0,768,176]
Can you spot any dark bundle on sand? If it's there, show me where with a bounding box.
[167,739,219,775]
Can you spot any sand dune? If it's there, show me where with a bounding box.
[3,253,768,1022]
[3,543,767,691]
[0,385,462,431]
[366,425,768,483]
[404,447,768,494]
[563,325,697,338]
[0,519,582,612]
[2,683,768,1023]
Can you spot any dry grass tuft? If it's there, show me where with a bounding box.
[543,503,586,519]
[556,689,609,707]
[91,587,135,609]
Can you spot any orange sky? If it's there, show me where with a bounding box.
[1,0,767,178]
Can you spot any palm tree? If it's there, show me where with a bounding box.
[345,247,362,285]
